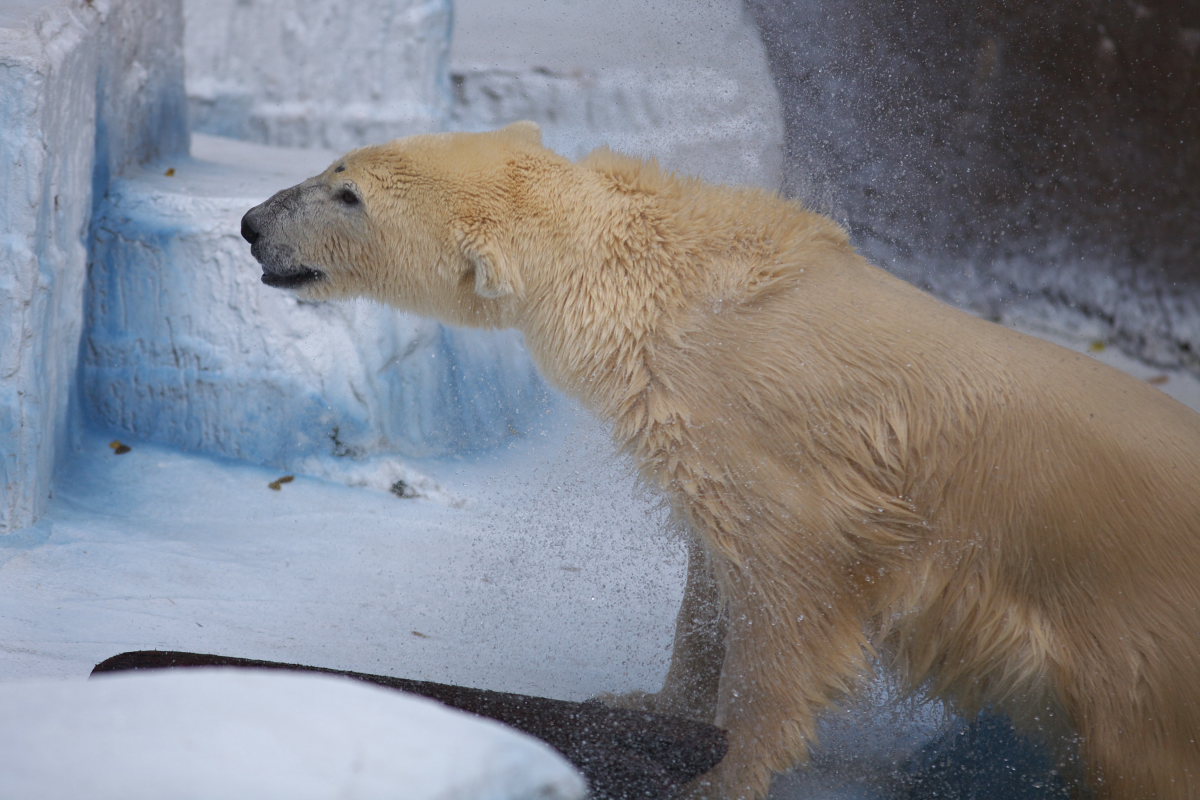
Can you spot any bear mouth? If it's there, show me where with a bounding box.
[261,267,325,289]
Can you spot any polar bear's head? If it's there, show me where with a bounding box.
[241,122,554,325]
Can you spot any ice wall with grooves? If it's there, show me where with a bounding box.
[184,0,452,150]
[0,0,187,534]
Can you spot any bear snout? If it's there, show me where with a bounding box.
[240,210,261,245]
[240,205,324,289]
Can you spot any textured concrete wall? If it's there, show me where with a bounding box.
[745,0,1199,372]
[0,0,188,533]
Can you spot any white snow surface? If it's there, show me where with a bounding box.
[0,668,585,800]
[0,404,681,699]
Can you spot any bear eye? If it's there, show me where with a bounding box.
[337,187,360,206]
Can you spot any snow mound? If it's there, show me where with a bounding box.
[0,668,586,800]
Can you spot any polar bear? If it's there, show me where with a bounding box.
[241,122,1200,799]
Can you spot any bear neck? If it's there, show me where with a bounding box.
[514,169,698,432]
[508,152,855,482]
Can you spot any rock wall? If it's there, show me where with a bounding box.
[745,0,1200,371]
[0,0,188,533]
[3,0,785,530]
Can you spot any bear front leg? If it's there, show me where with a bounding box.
[654,535,727,721]
[691,577,871,800]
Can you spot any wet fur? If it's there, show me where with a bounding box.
[244,124,1200,799]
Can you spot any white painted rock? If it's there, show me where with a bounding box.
[0,669,586,800]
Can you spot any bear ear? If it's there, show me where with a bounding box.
[455,227,523,300]
[498,120,542,147]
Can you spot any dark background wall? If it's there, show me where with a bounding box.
[744,0,1199,371]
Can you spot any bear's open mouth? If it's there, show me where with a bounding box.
[261,268,325,289]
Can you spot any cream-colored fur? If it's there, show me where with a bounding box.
[243,123,1200,799]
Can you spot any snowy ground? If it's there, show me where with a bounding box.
[0,399,680,699]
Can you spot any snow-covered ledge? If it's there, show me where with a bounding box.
[0,0,188,534]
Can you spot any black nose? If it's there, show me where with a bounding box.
[240,211,260,245]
